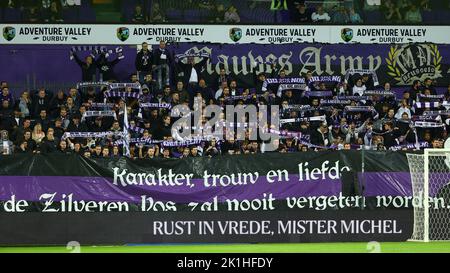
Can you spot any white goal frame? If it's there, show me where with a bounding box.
[407,148,450,242]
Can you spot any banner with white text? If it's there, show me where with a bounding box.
[0,151,442,244]
[1,24,450,45]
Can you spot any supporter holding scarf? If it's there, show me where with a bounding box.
[72,51,97,82]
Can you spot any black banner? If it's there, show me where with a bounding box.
[0,151,424,245]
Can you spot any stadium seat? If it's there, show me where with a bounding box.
[437,10,450,24]
[363,10,382,24]
[144,0,153,16]
[245,8,269,23]
[232,1,248,12]
[80,0,92,8]
[121,4,135,22]
[165,9,183,22]
[430,0,447,9]
[198,9,210,22]
[275,10,290,23]
[79,6,96,22]
[239,15,250,23]
[3,8,22,22]
[239,6,258,23]
[184,10,202,23]
[121,0,140,9]
[62,8,79,23]
[304,1,321,10]
[421,10,436,24]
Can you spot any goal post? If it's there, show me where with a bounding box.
[406,149,450,242]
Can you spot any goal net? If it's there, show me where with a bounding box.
[406,149,450,242]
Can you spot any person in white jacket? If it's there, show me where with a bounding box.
[395,99,413,119]
[352,78,367,96]
[311,5,331,23]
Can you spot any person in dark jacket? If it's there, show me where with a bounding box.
[195,79,215,103]
[58,140,72,155]
[1,87,14,105]
[373,121,402,148]
[31,89,51,119]
[141,74,158,95]
[408,80,421,101]
[97,52,121,82]
[72,52,97,82]
[310,123,329,147]
[214,67,232,90]
[0,100,14,131]
[423,77,437,95]
[36,109,52,132]
[88,116,108,132]
[49,90,67,118]
[67,113,88,132]
[52,118,65,141]
[176,54,210,100]
[8,108,23,135]
[254,71,267,95]
[251,61,280,94]
[156,115,172,140]
[21,131,37,153]
[135,42,153,83]
[39,128,58,153]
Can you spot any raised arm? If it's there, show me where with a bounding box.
[110,56,121,67]
[72,52,84,67]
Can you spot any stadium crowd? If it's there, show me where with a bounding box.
[0,41,449,158]
[2,0,449,24]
